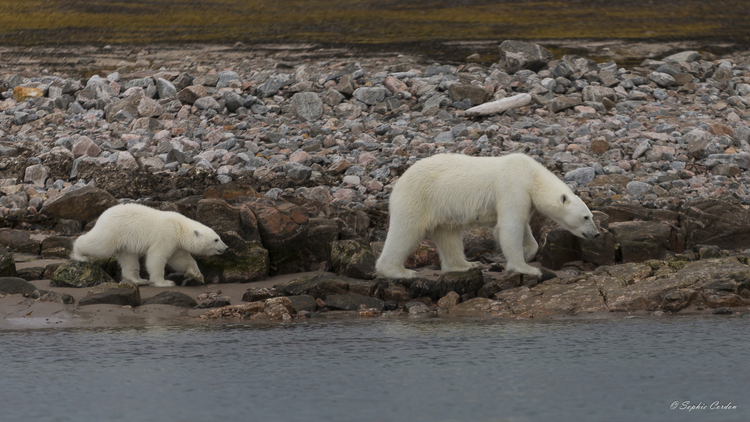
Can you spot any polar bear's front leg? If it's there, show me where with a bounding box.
[115,252,148,285]
[167,250,204,284]
[495,221,542,277]
[145,248,176,287]
[430,227,482,273]
[522,223,539,262]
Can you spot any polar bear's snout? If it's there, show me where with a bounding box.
[214,238,229,254]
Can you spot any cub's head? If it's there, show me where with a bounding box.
[193,227,229,256]
[555,193,600,240]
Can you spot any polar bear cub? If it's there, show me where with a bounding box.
[71,203,228,287]
[375,153,599,279]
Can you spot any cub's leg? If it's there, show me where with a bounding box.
[167,250,204,284]
[430,226,483,273]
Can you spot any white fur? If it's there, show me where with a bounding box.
[71,203,228,286]
[375,153,599,279]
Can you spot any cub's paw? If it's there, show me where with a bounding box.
[151,279,177,287]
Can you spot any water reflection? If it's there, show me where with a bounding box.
[1,317,749,422]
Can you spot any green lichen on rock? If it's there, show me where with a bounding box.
[51,260,115,288]
[199,242,269,283]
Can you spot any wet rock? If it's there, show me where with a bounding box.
[436,268,485,297]
[79,281,141,307]
[50,260,115,288]
[263,296,295,319]
[32,290,75,304]
[405,301,431,315]
[141,291,197,308]
[287,294,317,312]
[324,293,384,311]
[496,279,606,317]
[242,287,279,302]
[0,277,37,295]
[330,239,377,280]
[40,186,118,221]
[437,291,460,311]
[448,297,499,316]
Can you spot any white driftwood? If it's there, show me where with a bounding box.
[464,93,532,117]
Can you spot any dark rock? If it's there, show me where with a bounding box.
[0,229,41,254]
[548,96,582,113]
[0,250,16,277]
[50,260,115,288]
[196,299,231,309]
[330,239,377,280]
[404,301,431,315]
[408,278,442,300]
[499,40,554,73]
[242,287,279,302]
[478,273,523,298]
[324,293,384,311]
[580,230,616,266]
[681,198,750,250]
[383,300,398,311]
[0,277,38,295]
[40,186,118,221]
[436,268,485,297]
[609,221,679,262]
[447,84,490,106]
[288,294,318,312]
[32,289,75,304]
[17,267,44,281]
[712,307,734,315]
[198,232,269,283]
[540,228,581,270]
[141,291,197,308]
[244,198,309,274]
[41,236,75,258]
[78,287,140,307]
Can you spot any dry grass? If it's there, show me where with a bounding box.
[0,0,748,46]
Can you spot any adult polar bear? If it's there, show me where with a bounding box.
[72,203,228,286]
[376,153,599,279]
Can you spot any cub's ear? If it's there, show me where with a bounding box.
[194,229,201,237]
[560,194,568,205]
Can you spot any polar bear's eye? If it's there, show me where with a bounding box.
[214,239,219,242]
[584,216,590,220]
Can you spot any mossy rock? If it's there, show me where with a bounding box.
[330,239,376,280]
[199,242,269,283]
[51,260,115,288]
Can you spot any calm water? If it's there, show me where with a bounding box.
[1,317,748,422]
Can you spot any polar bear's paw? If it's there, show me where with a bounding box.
[377,267,418,280]
[185,269,204,284]
[151,279,177,287]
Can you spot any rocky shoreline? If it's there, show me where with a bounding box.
[2,40,750,327]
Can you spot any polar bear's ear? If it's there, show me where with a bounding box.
[560,194,569,205]
[194,229,201,237]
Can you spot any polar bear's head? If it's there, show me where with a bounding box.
[552,194,600,240]
[191,226,229,256]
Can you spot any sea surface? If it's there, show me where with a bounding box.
[1,316,749,422]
